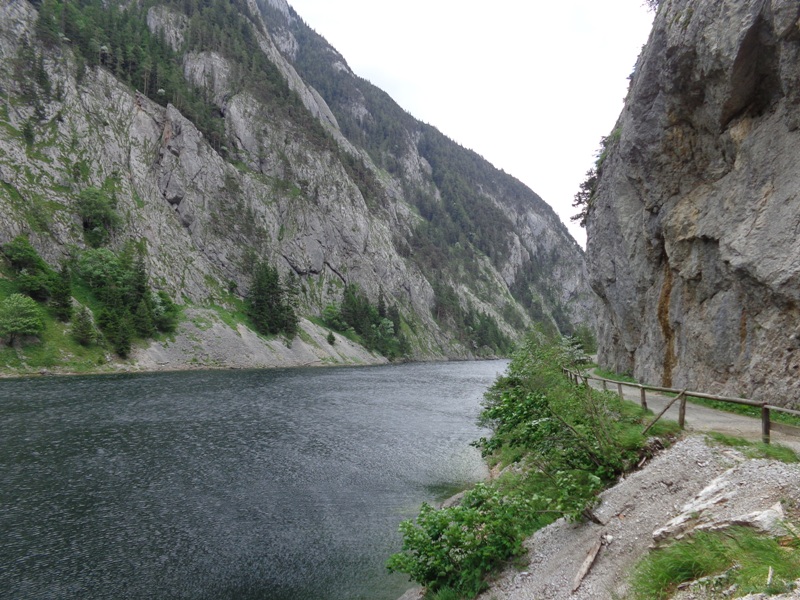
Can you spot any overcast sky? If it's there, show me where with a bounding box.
[286,1,655,248]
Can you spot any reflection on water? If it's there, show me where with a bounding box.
[0,360,507,600]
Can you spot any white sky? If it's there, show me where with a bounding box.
[287,1,655,248]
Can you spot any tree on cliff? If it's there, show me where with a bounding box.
[571,167,597,227]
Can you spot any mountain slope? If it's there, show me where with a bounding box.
[0,0,595,366]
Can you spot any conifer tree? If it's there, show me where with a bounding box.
[71,305,96,346]
[51,263,73,321]
[246,260,298,337]
[133,299,155,337]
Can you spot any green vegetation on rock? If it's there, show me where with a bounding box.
[322,284,409,360]
[76,185,121,248]
[1,235,178,366]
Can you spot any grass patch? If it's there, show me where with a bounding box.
[628,527,800,600]
[190,312,215,331]
[205,304,244,333]
[705,432,799,464]
[0,310,110,374]
[593,366,638,384]
[688,395,800,428]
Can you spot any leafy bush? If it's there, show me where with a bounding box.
[2,235,55,301]
[3,235,50,273]
[76,187,121,248]
[389,331,678,596]
[387,484,543,596]
[0,294,45,344]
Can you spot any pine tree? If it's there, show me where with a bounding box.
[71,305,95,346]
[278,272,299,337]
[132,298,155,337]
[247,261,282,335]
[51,263,73,321]
[377,289,387,319]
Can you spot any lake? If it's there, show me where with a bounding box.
[0,360,508,600]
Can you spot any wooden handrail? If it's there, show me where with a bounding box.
[561,367,787,444]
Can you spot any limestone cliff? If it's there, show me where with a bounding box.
[586,0,800,405]
[0,0,594,368]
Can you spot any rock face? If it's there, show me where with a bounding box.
[586,0,800,406]
[0,0,595,367]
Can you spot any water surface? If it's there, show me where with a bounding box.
[0,360,507,599]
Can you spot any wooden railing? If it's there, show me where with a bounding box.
[562,368,800,445]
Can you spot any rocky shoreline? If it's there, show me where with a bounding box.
[0,307,391,379]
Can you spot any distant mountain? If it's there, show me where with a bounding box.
[0,0,595,370]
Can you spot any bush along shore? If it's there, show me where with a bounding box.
[387,333,680,599]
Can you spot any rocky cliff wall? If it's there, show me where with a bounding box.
[586,0,800,405]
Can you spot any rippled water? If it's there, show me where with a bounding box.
[0,360,507,600]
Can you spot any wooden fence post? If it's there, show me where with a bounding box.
[602,380,608,392]
[643,390,686,436]
[617,382,624,401]
[678,395,687,429]
[762,404,771,445]
[640,387,647,410]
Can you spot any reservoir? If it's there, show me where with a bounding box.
[0,360,507,600]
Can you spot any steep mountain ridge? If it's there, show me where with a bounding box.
[586,0,800,406]
[0,0,594,366]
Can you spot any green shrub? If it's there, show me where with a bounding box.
[0,293,45,344]
[387,483,543,596]
[388,331,674,596]
[76,186,121,247]
[2,235,55,301]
